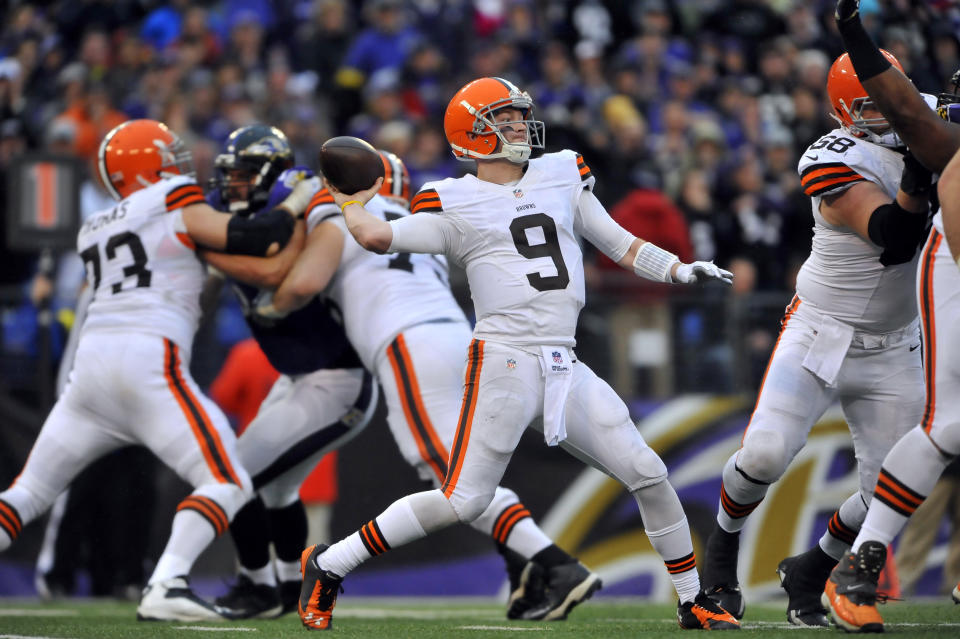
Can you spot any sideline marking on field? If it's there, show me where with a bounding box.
[338,607,500,620]
[457,626,544,631]
[172,627,257,632]
[1,634,77,639]
[0,610,77,617]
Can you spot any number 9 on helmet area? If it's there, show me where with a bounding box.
[319,136,384,195]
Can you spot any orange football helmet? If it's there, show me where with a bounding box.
[97,119,195,200]
[827,51,903,143]
[378,150,411,203]
[443,77,544,163]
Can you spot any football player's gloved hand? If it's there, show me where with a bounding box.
[263,167,316,213]
[899,150,934,198]
[835,0,860,24]
[673,261,734,285]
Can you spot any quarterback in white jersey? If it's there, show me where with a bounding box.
[241,150,600,622]
[298,77,738,631]
[0,119,312,622]
[700,51,933,627]
[822,6,960,630]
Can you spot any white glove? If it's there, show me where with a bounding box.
[673,261,734,285]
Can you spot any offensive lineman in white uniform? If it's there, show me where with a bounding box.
[0,119,314,621]
[216,147,602,621]
[819,1,960,631]
[297,77,740,631]
[699,51,933,626]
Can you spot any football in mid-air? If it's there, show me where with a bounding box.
[319,136,384,195]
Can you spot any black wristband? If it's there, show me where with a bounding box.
[838,18,892,82]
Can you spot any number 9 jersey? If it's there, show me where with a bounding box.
[79,175,207,350]
[404,150,596,347]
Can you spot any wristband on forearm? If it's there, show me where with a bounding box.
[633,242,679,283]
[838,15,892,82]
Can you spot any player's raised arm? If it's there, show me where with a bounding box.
[836,0,960,171]
[325,176,393,252]
[574,188,733,285]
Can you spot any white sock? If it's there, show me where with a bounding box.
[239,561,276,586]
[717,454,768,533]
[149,509,215,584]
[275,558,301,583]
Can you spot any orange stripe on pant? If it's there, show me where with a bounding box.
[919,230,941,433]
[163,339,241,485]
[741,296,801,444]
[442,339,484,498]
[387,333,449,482]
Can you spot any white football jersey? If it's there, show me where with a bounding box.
[407,150,595,347]
[78,175,207,349]
[795,128,918,332]
[306,191,467,370]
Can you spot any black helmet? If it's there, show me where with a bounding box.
[213,124,294,215]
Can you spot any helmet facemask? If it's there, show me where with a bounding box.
[456,94,545,164]
[832,96,901,147]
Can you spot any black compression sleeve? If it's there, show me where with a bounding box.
[837,15,892,82]
[867,201,928,266]
[225,208,295,256]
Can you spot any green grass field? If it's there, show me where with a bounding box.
[1,597,958,638]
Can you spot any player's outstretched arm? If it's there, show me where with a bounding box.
[267,222,346,316]
[199,221,306,289]
[324,177,393,253]
[836,0,960,171]
[182,180,315,256]
[938,147,960,267]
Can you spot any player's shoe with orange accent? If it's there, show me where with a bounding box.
[952,581,959,604]
[677,592,741,630]
[821,541,886,633]
[702,528,745,619]
[299,544,344,630]
[516,561,602,621]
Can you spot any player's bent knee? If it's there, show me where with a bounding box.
[194,482,253,521]
[447,491,496,524]
[738,430,789,483]
[621,445,669,491]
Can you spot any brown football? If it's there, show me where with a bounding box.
[318,136,384,195]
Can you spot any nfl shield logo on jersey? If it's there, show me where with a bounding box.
[513,188,523,199]
[506,358,517,369]
[552,351,563,364]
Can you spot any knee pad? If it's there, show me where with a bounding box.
[621,445,669,491]
[738,429,789,483]
[468,486,520,536]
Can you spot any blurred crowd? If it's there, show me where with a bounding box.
[1,0,960,389]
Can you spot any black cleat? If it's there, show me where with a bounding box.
[279,580,301,616]
[701,527,744,619]
[777,550,831,627]
[678,592,741,630]
[515,561,601,621]
[214,574,282,619]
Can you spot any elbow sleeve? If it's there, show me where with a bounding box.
[225,208,295,256]
[867,201,929,266]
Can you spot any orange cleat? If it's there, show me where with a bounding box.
[678,592,741,630]
[298,544,343,631]
[821,541,886,633]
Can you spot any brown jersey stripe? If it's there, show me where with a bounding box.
[0,498,22,539]
[920,230,940,433]
[827,511,857,545]
[411,190,441,214]
[176,232,196,250]
[665,551,696,574]
[442,339,484,497]
[387,334,449,482]
[803,175,865,197]
[163,339,241,485]
[742,295,800,443]
[166,184,204,211]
